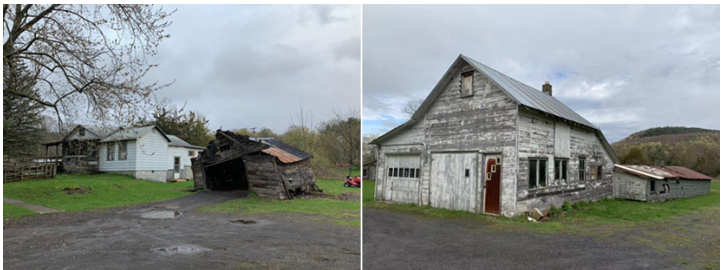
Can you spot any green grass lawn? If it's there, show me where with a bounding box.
[3,174,194,217]
[363,180,375,202]
[199,175,361,227]
[365,180,720,233]
[3,203,37,219]
[199,192,360,227]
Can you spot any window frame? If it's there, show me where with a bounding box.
[460,71,474,98]
[188,150,195,157]
[578,157,586,181]
[107,142,115,161]
[118,141,128,160]
[554,158,568,185]
[528,157,548,189]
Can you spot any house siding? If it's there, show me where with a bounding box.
[134,130,169,171]
[98,140,137,171]
[515,109,614,214]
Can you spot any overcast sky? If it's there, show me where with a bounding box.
[362,5,719,142]
[146,5,360,134]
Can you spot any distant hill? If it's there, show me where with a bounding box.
[612,127,719,177]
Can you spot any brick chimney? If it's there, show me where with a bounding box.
[542,81,552,96]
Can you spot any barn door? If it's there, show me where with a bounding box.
[384,155,421,203]
[430,153,478,212]
[484,155,502,215]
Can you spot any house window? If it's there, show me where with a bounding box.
[554,159,568,185]
[591,166,598,181]
[79,128,86,136]
[188,150,195,157]
[461,71,474,97]
[528,158,547,189]
[578,157,586,181]
[388,168,393,177]
[118,141,128,160]
[107,142,115,161]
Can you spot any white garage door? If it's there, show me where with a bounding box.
[383,155,421,204]
[430,153,479,212]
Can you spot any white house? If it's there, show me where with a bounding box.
[98,125,205,182]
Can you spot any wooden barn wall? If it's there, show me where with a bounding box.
[516,109,615,214]
[376,63,519,216]
[244,155,286,200]
[613,170,648,201]
[277,159,316,193]
[647,179,711,201]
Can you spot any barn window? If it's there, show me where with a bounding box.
[528,158,547,189]
[650,181,655,192]
[388,168,393,177]
[460,71,474,97]
[107,142,115,161]
[219,144,231,152]
[597,165,603,181]
[554,159,568,184]
[578,157,586,181]
[118,141,128,160]
[415,169,420,178]
[393,168,398,177]
[188,150,195,157]
[465,169,470,177]
[404,168,410,178]
[591,166,598,181]
[79,128,86,136]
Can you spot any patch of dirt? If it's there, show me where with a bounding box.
[63,186,92,195]
[231,219,257,224]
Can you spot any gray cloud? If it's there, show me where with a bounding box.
[362,5,719,141]
[143,5,360,134]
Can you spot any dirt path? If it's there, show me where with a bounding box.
[3,197,63,214]
[363,207,704,270]
[4,192,360,270]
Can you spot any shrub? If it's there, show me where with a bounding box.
[562,201,572,212]
[572,201,586,211]
[549,204,562,216]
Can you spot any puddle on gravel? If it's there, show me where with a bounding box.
[152,245,209,255]
[230,219,256,224]
[141,211,182,219]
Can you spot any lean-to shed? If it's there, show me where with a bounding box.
[191,130,318,200]
[613,164,712,202]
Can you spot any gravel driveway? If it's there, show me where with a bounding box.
[4,191,360,270]
[363,208,690,270]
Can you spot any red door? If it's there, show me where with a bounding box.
[484,156,501,215]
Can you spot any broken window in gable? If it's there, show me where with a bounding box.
[460,71,474,97]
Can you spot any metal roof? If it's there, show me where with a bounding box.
[167,135,206,150]
[262,146,303,163]
[262,138,313,160]
[614,164,712,181]
[460,55,597,129]
[100,126,171,143]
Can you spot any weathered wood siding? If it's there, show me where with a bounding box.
[613,170,648,201]
[376,63,519,216]
[277,159,315,193]
[516,109,614,214]
[647,178,711,201]
[245,155,286,200]
[430,152,478,212]
[383,155,421,203]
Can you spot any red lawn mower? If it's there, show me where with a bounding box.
[344,175,361,188]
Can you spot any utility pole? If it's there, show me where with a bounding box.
[250,127,257,139]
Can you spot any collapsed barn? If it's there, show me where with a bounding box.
[613,164,712,202]
[191,130,318,199]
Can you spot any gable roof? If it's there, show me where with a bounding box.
[167,135,206,150]
[372,54,619,163]
[63,125,102,140]
[100,125,171,143]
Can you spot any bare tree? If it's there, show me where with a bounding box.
[3,4,175,130]
[403,98,424,117]
[362,134,378,164]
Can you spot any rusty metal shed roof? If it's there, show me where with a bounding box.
[262,146,302,163]
[257,139,311,164]
[614,164,712,180]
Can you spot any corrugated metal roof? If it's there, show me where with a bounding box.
[100,126,170,143]
[461,55,597,129]
[262,138,313,160]
[167,135,206,150]
[262,146,302,163]
[615,164,712,180]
